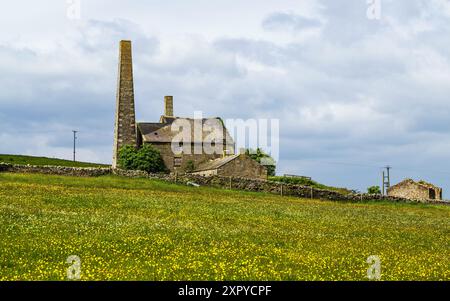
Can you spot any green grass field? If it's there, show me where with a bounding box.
[0,154,109,168]
[0,172,448,281]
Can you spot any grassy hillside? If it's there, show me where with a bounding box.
[0,154,109,168]
[0,172,448,281]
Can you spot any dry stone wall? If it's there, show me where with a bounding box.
[0,163,111,177]
[173,174,441,204]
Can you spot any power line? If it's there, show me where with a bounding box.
[388,166,450,175]
[296,159,450,175]
[295,159,381,169]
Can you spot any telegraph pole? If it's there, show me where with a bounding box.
[382,166,391,195]
[72,130,78,162]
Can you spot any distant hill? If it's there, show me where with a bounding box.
[0,154,109,168]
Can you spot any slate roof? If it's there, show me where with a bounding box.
[137,116,235,144]
[137,123,166,135]
[194,154,240,172]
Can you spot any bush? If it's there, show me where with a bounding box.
[117,145,136,169]
[118,144,166,173]
[269,176,317,186]
[367,186,381,194]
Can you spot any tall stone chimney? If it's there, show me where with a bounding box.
[164,96,174,117]
[112,40,137,168]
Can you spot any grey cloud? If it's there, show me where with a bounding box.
[1,1,450,195]
[318,0,388,44]
[75,19,160,56]
[214,38,283,67]
[0,19,160,163]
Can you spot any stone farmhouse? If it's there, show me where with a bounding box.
[387,179,443,201]
[112,40,267,179]
[135,96,235,172]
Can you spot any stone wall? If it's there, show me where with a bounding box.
[0,162,448,205]
[0,163,111,177]
[149,142,223,173]
[172,174,435,204]
[111,168,172,181]
[217,154,267,180]
[388,179,443,201]
[388,181,429,200]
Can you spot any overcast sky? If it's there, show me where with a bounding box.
[1,0,450,195]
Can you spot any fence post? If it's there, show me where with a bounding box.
[281,184,283,196]
[175,171,178,183]
[229,176,232,190]
[310,187,313,199]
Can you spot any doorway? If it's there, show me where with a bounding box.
[429,188,436,200]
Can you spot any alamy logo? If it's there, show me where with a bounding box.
[366,255,381,280]
[367,0,382,20]
[66,255,81,280]
[66,0,81,20]
[170,111,279,166]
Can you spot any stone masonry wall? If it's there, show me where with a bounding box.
[388,181,443,201]
[0,163,111,177]
[217,155,267,180]
[150,142,222,173]
[112,40,137,168]
[388,181,430,200]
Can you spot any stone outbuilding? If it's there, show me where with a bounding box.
[191,154,268,180]
[387,179,443,201]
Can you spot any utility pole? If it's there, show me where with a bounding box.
[382,166,391,195]
[72,130,78,162]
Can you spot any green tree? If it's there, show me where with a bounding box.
[118,144,166,173]
[117,145,136,170]
[367,186,381,194]
[245,148,276,176]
